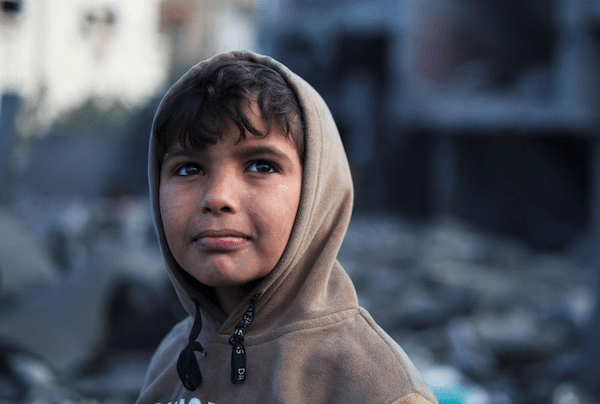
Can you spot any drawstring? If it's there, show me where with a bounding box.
[177,299,205,391]
[229,293,260,384]
[177,294,261,390]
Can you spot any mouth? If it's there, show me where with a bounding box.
[193,229,251,251]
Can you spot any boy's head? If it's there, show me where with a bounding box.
[155,55,304,310]
[154,57,304,164]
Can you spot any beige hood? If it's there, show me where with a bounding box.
[148,50,355,334]
[141,50,438,404]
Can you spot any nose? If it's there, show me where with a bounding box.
[200,172,238,214]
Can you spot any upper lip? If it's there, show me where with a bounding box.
[194,229,251,240]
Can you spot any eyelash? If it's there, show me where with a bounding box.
[172,160,279,177]
[247,160,278,174]
[174,163,203,177]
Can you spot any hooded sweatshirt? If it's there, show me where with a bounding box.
[137,50,438,404]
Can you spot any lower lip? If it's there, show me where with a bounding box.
[198,236,249,251]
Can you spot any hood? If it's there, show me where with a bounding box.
[148,50,356,336]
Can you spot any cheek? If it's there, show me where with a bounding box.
[254,186,299,252]
[159,184,187,246]
[159,186,172,225]
[274,182,301,238]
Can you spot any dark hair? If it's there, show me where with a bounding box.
[154,55,304,163]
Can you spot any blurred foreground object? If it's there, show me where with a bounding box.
[0,199,183,402]
[0,208,58,296]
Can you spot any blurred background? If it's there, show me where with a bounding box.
[1,0,600,403]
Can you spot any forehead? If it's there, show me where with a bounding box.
[164,127,300,161]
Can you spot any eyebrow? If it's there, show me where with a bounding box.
[162,145,297,165]
[233,145,296,164]
[162,147,197,164]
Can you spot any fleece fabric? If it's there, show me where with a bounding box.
[137,50,438,404]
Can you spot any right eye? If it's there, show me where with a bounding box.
[175,164,203,176]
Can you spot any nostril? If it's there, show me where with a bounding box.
[202,205,233,214]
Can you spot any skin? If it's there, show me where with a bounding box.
[159,102,302,314]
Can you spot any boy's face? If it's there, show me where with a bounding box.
[159,102,302,289]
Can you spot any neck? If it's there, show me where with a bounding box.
[215,282,258,315]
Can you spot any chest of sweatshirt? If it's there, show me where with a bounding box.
[139,307,435,404]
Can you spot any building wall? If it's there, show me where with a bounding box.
[257,0,600,250]
[160,0,259,78]
[0,0,169,135]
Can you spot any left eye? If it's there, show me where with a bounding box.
[247,161,277,173]
[175,164,203,176]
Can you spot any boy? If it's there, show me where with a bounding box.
[138,51,438,404]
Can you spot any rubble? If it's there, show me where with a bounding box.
[0,205,597,403]
[339,214,598,404]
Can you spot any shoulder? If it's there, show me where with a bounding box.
[324,308,416,371]
[315,308,438,403]
[354,308,417,369]
[269,307,437,402]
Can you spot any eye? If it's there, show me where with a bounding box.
[175,163,203,176]
[247,160,277,174]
